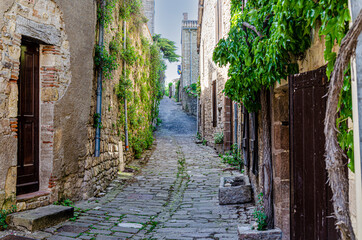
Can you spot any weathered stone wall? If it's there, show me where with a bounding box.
[198,0,230,145]
[0,0,76,210]
[180,21,199,116]
[142,0,155,35]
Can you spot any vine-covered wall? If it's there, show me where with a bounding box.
[59,0,164,201]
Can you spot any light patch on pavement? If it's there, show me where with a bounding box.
[118,223,143,229]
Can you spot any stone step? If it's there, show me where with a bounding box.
[6,205,74,232]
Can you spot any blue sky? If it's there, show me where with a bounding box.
[155,0,198,83]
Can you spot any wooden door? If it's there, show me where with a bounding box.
[290,66,339,240]
[17,41,40,195]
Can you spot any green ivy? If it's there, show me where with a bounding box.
[95,44,118,79]
[0,205,16,230]
[97,0,117,29]
[213,0,354,171]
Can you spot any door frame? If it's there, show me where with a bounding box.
[17,38,40,195]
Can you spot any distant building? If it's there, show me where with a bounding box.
[180,13,199,116]
[142,0,155,35]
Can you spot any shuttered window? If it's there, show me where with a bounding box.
[212,80,217,127]
[215,0,223,44]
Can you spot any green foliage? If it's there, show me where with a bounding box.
[184,83,198,98]
[54,199,88,222]
[119,0,143,21]
[97,0,117,29]
[196,132,202,140]
[196,76,201,96]
[214,132,224,144]
[153,34,180,63]
[221,144,243,170]
[215,0,354,171]
[202,139,207,146]
[120,44,138,66]
[253,193,267,231]
[95,44,118,79]
[93,113,103,129]
[175,80,181,102]
[0,205,16,231]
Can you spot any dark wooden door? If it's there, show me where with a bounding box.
[290,66,339,240]
[17,41,40,195]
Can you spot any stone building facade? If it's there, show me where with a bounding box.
[142,0,155,35]
[197,0,233,149]
[0,0,155,212]
[197,0,361,239]
[180,13,199,116]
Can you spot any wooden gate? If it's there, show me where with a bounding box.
[17,40,40,195]
[290,66,339,240]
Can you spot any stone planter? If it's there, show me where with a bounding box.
[219,175,252,205]
[214,143,224,154]
[238,226,282,240]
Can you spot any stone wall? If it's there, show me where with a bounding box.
[142,0,155,35]
[0,0,156,211]
[198,0,231,145]
[180,20,199,116]
[0,0,75,210]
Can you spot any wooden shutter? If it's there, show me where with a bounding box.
[242,106,249,167]
[212,81,217,127]
[250,112,258,175]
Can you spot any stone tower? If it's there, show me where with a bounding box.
[142,0,155,35]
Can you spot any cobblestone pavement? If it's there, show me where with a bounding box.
[2,98,254,240]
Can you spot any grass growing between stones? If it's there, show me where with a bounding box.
[54,199,90,221]
[0,205,16,231]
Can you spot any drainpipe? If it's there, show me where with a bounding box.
[189,29,192,86]
[95,0,105,157]
[124,20,129,151]
[234,102,238,147]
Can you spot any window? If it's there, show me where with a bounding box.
[212,80,217,127]
[215,0,223,44]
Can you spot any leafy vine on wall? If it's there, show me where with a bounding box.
[213,0,353,171]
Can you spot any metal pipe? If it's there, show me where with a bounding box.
[95,0,105,157]
[189,29,192,85]
[124,20,129,151]
[234,102,238,146]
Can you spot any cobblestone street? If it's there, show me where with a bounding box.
[2,98,254,240]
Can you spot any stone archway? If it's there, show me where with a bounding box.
[0,0,71,210]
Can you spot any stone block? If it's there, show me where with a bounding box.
[219,175,252,205]
[6,205,74,232]
[15,16,61,46]
[41,88,59,102]
[273,124,289,150]
[273,152,289,180]
[238,226,282,240]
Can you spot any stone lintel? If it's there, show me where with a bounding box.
[16,16,61,46]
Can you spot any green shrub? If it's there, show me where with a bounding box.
[214,132,224,144]
[221,144,243,170]
[253,193,267,231]
[0,205,16,231]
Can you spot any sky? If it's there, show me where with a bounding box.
[155,0,198,84]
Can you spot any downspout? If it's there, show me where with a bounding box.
[124,20,129,151]
[234,102,238,146]
[189,29,192,86]
[95,0,105,157]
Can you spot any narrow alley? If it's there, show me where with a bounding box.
[2,98,253,240]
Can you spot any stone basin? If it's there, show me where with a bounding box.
[219,175,252,205]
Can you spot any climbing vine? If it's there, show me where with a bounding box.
[213,0,354,171]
